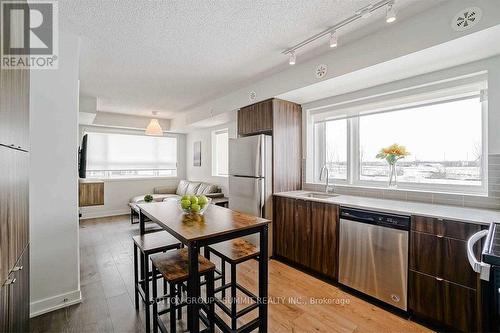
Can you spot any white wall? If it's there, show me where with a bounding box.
[186,121,237,195]
[29,33,81,316]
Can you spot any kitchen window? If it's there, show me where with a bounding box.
[311,81,488,195]
[212,128,229,177]
[86,132,178,179]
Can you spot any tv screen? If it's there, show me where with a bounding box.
[79,134,88,178]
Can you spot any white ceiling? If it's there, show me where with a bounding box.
[60,0,441,119]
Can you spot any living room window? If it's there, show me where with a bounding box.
[212,128,229,177]
[85,132,178,179]
[310,77,488,195]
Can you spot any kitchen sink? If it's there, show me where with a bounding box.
[300,192,339,199]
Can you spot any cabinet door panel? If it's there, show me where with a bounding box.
[8,246,29,333]
[0,284,8,332]
[0,147,10,283]
[8,150,29,270]
[237,100,273,136]
[442,237,478,289]
[410,231,440,277]
[442,279,477,332]
[412,215,480,241]
[409,270,444,322]
[273,196,295,260]
[310,201,338,279]
[294,199,310,267]
[0,59,30,150]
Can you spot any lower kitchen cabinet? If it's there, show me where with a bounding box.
[409,270,477,332]
[309,201,338,279]
[273,195,338,279]
[409,215,482,332]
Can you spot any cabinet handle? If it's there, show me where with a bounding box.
[12,265,23,271]
[4,277,16,285]
[435,277,443,281]
[436,234,444,238]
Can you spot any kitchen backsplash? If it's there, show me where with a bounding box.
[302,154,500,211]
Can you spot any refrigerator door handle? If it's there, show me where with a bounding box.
[467,229,490,281]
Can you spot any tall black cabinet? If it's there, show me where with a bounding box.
[0,0,31,330]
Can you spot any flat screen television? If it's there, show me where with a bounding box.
[79,134,88,178]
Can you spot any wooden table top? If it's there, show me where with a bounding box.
[137,201,270,243]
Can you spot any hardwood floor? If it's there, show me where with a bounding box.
[30,215,432,333]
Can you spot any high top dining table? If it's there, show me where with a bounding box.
[137,201,270,333]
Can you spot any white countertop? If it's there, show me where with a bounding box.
[275,191,500,226]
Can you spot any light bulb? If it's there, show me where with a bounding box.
[386,2,397,23]
[289,51,296,65]
[329,31,338,48]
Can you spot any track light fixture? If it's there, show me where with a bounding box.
[288,51,296,65]
[386,1,397,23]
[282,0,398,65]
[329,31,338,48]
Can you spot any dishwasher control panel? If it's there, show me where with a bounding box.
[340,207,410,230]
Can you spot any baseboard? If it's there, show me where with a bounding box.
[79,208,130,220]
[30,289,82,318]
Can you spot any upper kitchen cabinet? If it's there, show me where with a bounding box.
[238,98,302,193]
[238,99,274,136]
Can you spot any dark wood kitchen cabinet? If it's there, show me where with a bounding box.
[237,99,273,136]
[1,1,30,329]
[409,215,482,332]
[238,98,302,193]
[273,195,339,279]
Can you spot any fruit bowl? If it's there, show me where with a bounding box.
[178,195,211,215]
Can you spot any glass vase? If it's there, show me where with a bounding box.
[388,163,397,188]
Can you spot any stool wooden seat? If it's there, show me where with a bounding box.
[133,231,180,254]
[151,249,216,333]
[132,231,181,332]
[207,238,260,331]
[151,249,215,283]
[209,238,259,264]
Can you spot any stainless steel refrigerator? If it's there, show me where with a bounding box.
[228,135,273,252]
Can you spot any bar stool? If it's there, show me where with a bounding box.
[133,231,182,332]
[151,248,216,333]
[207,238,260,331]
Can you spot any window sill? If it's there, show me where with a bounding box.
[211,175,228,178]
[304,182,488,198]
[85,176,180,183]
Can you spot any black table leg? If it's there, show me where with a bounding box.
[259,225,269,332]
[139,210,145,235]
[187,242,200,332]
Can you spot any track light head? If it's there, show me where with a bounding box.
[386,1,397,23]
[329,31,338,48]
[288,51,296,65]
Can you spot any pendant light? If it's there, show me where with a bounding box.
[145,111,163,136]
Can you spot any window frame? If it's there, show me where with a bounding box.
[310,89,488,196]
[211,128,229,178]
[83,130,179,180]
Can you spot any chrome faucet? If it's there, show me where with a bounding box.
[319,164,334,194]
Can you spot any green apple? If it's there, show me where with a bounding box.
[190,196,199,205]
[181,199,191,210]
[199,202,206,209]
[191,204,201,213]
[198,195,208,205]
[181,195,190,201]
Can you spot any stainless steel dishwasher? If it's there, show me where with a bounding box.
[338,207,410,311]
